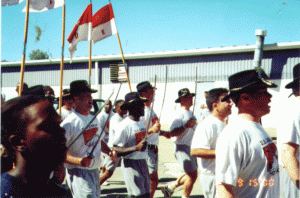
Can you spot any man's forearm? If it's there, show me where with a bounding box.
[113,145,138,157]
[101,140,111,155]
[165,126,186,137]
[190,148,215,159]
[65,154,83,166]
[281,143,300,189]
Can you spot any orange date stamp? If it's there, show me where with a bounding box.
[237,178,275,188]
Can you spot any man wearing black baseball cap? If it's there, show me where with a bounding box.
[215,69,279,198]
[61,80,115,198]
[278,63,300,196]
[112,92,158,198]
[137,81,161,198]
[161,88,197,198]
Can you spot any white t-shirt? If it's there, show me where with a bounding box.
[191,115,226,175]
[215,116,279,198]
[97,111,113,140]
[170,107,196,146]
[277,96,300,166]
[57,108,73,121]
[61,111,102,170]
[112,117,148,160]
[108,113,126,148]
[140,106,159,145]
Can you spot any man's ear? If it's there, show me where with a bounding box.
[8,135,26,152]
[212,102,218,109]
[240,93,250,101]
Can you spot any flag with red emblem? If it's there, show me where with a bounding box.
[67,4,92,60]
[92,3,117,44]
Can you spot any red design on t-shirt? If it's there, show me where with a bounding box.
[152,117,158,125]
[106,121,110,129]
[135,131,146,145]
[262,143,277,171]
[83,128,98,145]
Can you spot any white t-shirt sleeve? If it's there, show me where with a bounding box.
[281,111,300,146]
[216,131,245,187]
[170,116,184,132]
[193,123,213,150]
[61,121,74,145]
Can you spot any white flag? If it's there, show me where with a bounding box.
[67,4,92,61]
[2,0,24,6]
[22,0,64,12]
[92,3,117,44]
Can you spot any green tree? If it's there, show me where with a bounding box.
[29,49,49,60]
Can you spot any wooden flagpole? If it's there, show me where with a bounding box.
[110,2,132,92]
[88,0,92,87]
[58,1,66,115]
[18,0,30,96]
[116,33,131,92]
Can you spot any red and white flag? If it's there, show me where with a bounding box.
[22,0,64,12]
[92,3,117,44]
[2,0,24,6]
[67,4,92,60]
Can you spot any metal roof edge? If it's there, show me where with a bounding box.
[2,42,300,67]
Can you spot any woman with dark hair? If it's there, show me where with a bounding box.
[1,95,72,197]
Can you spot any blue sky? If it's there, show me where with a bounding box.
[1,0,300,62]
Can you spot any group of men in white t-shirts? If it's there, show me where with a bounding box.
[13,64,299,198]
[161,66,299,198]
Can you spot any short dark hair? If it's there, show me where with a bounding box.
[206,88,229,112]
[115,99,124,108]
[1,95,45,170]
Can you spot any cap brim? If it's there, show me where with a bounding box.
[221,80,278,102]
[175,93,195,103]
[285,78,299,89]
[90,89,98,93]
[120,98,148,110]
[56,94,73,100]
[45,95,56,99]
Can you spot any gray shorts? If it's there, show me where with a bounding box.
[122,158,150,197]
[280,166,300,198]
[200,172,216,198]
[103,155,121,171]
[174,144,198,173]
[65,168,100,198]
[147,145,158,175]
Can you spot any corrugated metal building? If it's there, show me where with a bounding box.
[2,42,300,128]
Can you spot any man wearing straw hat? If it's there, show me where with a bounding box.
[161,88,197,198]
[137,81,161,198]
[112,92,160,198]
[278,63,300,197]
[215,69,279,198]
[61,80,115,198]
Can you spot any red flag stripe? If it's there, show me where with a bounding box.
[92,3,114,28]
[67,4,92,43]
